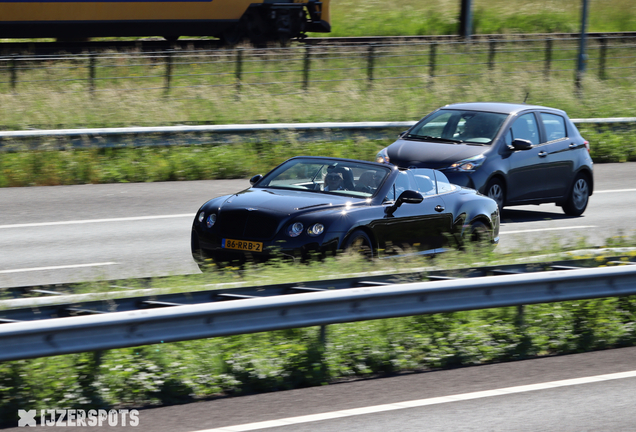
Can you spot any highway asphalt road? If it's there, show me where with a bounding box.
[5,346,636,431]
[1,162,635,288]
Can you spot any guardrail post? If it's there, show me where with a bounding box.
[544,38,553,78]
[88,52,96,95]
[303,45,311,91]
[319,325,327,347]
[164,49,174,96]
[367,44,375,87]
[10,54,17,93]
[598,37,607,80]
[235,48,243,95]
[488,39,496,70]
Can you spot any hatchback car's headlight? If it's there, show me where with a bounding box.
[307,223,325,237]
[376,148,391,164]
[288,222,304,237]
[448,154,486,172]
[206,214,217,228]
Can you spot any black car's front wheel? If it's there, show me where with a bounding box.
[562,173,590,216]
[344,230,374,259]
[485,178,505,212]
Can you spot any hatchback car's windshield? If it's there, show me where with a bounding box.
[257,159,391,198]
[407,109,507,145]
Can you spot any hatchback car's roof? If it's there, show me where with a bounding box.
[441,102,565,116]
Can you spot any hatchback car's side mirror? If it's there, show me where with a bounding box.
[398,131,407,138]
[250,174,263,185]
[510,139,533,151]
[386,190,423,216]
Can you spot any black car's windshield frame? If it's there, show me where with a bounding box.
[255,158,392,199]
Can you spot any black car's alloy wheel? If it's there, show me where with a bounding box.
[562,174,590,216]
[344,230,374,259]
[485,178,505,211]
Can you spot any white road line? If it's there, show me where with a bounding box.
[594,188,636,193]
[0,262,117,274]
[501,225,596,235]
[196,370,636,432]
[0,214,192,229]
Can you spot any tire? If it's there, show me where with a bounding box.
[562,173,590,216]
[344,229,374,259]
[463,220,494,251]
[485,178,505,212]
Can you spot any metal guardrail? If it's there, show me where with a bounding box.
[1,265,636,361]
[0,118,634,150]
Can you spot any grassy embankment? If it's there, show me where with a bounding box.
[1,1,636,186]
[2,242,636,425]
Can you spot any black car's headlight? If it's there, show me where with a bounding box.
[206,214,217,228]
[198,211,205,223]
[376,148,391,164]
[307,223,325,237]
[288,222,304,237]
[448,154,486,172]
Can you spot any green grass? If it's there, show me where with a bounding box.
[326,0,636,37]
[2,242,636,426]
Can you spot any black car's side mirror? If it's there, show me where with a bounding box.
[510,139,533,151]
[386,190,423,216]
[250,174,263,185]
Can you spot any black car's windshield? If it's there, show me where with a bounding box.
[256,158,392,198]
[408,109,507,145]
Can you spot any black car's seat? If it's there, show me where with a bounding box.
[333,166,355,190]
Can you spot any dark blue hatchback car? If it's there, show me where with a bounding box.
[376,102,594,216]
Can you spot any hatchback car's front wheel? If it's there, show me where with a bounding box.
[562,174,590,216]
[485,178,505,212]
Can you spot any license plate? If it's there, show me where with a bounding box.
[222,239,263,252]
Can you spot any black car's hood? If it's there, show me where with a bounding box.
[387,139,487,168]
[219,188,360,214]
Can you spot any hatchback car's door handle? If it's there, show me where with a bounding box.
[538,151,548,157]
[569,143,579,149]
[435,205,445,212]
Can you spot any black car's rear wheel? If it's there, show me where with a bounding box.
[344,230,374,259]
[562,173,590,216]
[485,178,505,211]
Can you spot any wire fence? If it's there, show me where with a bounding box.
[0,35,635,97]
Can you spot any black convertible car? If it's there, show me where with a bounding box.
[191,156,499,267]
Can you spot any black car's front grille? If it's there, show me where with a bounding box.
[216,209,281,240]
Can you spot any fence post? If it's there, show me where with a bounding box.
[367,44,375,86]
[235,48,243,95]
[303,45,311,91]
[164,49,173,95]
[429,43,437,86]
[599,37,607,80]
[488,39,496,70]
[10,54,17,92]
[88,52,96,95]
[544,38,553,78]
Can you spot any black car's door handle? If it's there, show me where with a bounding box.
[435,205,445,212]
[538,151,548,158]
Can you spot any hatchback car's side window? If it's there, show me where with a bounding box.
[540,113,567,142]
[511,113,540,145]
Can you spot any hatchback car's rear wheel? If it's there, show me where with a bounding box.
[485,178,505,212]
[562,173,590,216]
[344,230,374,259]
